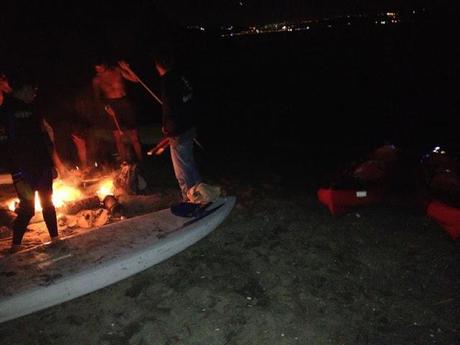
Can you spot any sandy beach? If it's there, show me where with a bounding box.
[1,6,459,343]
[1,150,459,345]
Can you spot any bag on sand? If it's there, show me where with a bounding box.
[187,183,221,204]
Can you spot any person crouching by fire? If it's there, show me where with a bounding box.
[1,74,59,253]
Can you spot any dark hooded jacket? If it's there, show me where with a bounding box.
[160,69,195,137]
[1,97,53,174]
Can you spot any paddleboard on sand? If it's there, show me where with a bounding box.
[0,196,236,323]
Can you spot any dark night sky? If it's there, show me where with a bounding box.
[155,0,439,25]
[0,1,444,30]
[0,0,446,51]
[0,0,454,80]
[0,0,458,147]
[0,1,452,49]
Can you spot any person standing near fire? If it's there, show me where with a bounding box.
[0,73,12,173]
[0,73,13,106]
[92,59,143,163]
[153,49,202,201]
[1,74,59,252]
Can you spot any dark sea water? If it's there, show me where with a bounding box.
[188,19,459,159]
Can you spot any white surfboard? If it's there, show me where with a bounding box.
[0,196,236,324]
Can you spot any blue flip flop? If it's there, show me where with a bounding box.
[170,202,212,218]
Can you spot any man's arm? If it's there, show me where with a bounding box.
[42,119,68,177]
[92,77,102,100]
[118,61,139,83]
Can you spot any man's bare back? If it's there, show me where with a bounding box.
[93,61,138,100]
[93,67,127,100]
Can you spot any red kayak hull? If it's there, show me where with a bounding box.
[317,187,384,215]
[426,201,460,240]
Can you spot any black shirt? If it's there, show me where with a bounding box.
[161,70,195,137]
[1,97,54,174]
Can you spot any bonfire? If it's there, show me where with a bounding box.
[0,163,161,252]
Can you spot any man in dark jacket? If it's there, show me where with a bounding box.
[1,76,58,252]
[154,51,201,201]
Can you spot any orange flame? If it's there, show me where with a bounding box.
[96,178,115,201]
[5,176,115,214]
[7,198,19,212]
[7,179,83,213]
[52,181,82,208]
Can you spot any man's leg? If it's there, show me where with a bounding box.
[71,133,88,169]
[11,179,35,245]
[112,130,127,163]
[125,129,143,162]
[37,169,58,240]
[169,134,201,201]
[112,99,142,163]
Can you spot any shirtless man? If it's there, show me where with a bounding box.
[92,60,143,163]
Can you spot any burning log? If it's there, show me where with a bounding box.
[80,178,103,188]
[102,195,124,217]
[63,196,101,215]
